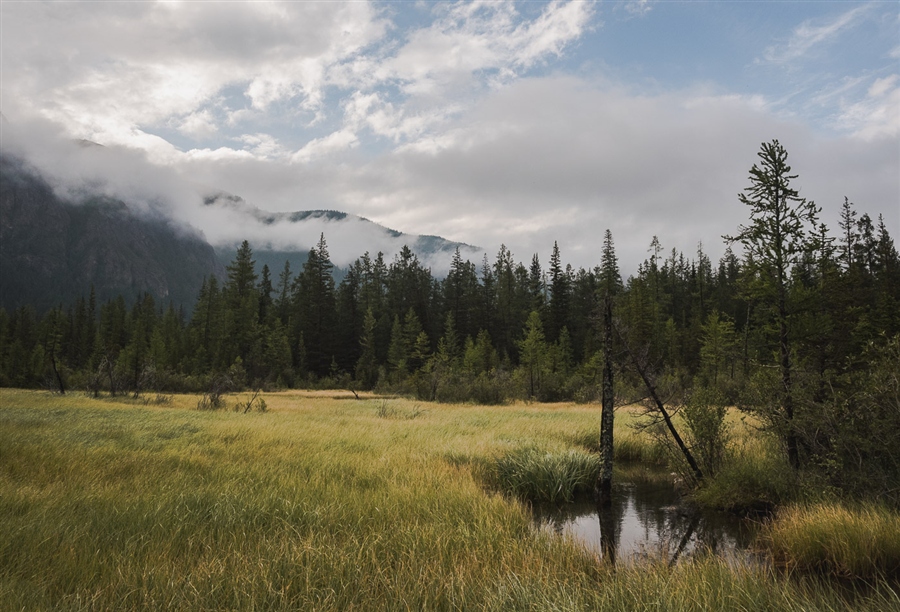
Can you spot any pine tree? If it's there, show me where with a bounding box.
[293,234,337,377]
[355,308,378,389]
[518,311,547,400]
[528,254,544,313]
[222,241,260,375]
[258,263,274,324]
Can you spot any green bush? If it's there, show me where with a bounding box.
[682,386,730,478]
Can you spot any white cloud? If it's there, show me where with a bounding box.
[623,1,653,17]
[837,74,900,140]
[762,5,870,65]
[164,77,895,274]
[239,133,289,159]
[375,0,592,99]
[291,130,359,164]
[2,1,897,278]
[178,110,218,140]
[0,0,387,148]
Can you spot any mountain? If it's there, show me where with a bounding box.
[0,154,224,312]
[205,193,483,278]
[1,153,483,313]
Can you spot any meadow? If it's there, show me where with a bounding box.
[1,389,897,611]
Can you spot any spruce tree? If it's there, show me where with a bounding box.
[725,139,820,470]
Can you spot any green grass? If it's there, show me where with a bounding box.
[490,446,600,503]
[691,435,795,513]
[1,389,897,611]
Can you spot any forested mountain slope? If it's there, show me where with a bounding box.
[0,154,224,312]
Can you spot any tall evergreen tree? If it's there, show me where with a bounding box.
[222,241,260,374]
[597,230,621,506]
[547,241,571,344]
[293,234,337,377]
[519,311,547,400]
[725,139,820,470]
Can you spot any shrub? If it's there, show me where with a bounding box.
[682,386,730,478]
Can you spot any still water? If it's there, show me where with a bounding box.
[531,479,767,567]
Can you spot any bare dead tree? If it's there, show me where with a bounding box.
[615,323,704,484]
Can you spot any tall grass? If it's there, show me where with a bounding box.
[490,447,599,503]
[1,389,897,610]
[691,436,795,512]
[762,502,900,580]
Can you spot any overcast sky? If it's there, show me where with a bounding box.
[1,0,897,273]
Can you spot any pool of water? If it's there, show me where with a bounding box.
[531,479,768,567]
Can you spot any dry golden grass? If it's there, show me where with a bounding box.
[1,388,896,611]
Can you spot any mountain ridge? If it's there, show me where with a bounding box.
[1,152,482,312]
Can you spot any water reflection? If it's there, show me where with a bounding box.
[531,480,765,567]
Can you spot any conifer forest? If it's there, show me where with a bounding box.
[2,141,899,504]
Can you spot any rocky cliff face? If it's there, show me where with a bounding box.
[0,155,224,312]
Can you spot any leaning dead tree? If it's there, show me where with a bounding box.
[616,324,704,484]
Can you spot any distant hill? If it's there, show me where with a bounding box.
[0,154,223,312]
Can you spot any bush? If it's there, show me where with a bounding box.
[802,335,900,506]
[692,440,794,513]
[682,386,730,478]
[196,373,233,410]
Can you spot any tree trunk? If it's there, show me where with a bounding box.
[780,307,800,470]
[597,297,615,507]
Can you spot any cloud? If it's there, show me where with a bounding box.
[291,130,359,164]
[0,112,202,225]
[165,77,897,275]
[836,74,900,140]
[178,110,219,140]
[762,5,870,65]
[2,2,896,278]
[0,0,592,162]
[622,1,653,17]
[0,0,387,147]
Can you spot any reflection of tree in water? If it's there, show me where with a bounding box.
[532,479,762,567]
[596,496,624,567]
[627,481,689,560]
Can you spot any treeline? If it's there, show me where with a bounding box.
[1,141,899,499]
[3,205,897,401]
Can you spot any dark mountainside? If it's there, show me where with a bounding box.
[0,154,224,312]
[1,154,481,313]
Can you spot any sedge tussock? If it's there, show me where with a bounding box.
[762,502,900,580]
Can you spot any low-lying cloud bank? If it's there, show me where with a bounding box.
[2,73,897,277]
[0,114,485,274]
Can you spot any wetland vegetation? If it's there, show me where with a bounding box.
[2,389,898,611]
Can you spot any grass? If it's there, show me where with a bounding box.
[762,502,900,580]
[691,434,795,513]
[490,446,599,503]
[1,388,897,610]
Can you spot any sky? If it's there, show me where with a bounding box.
[1,0,898,274]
